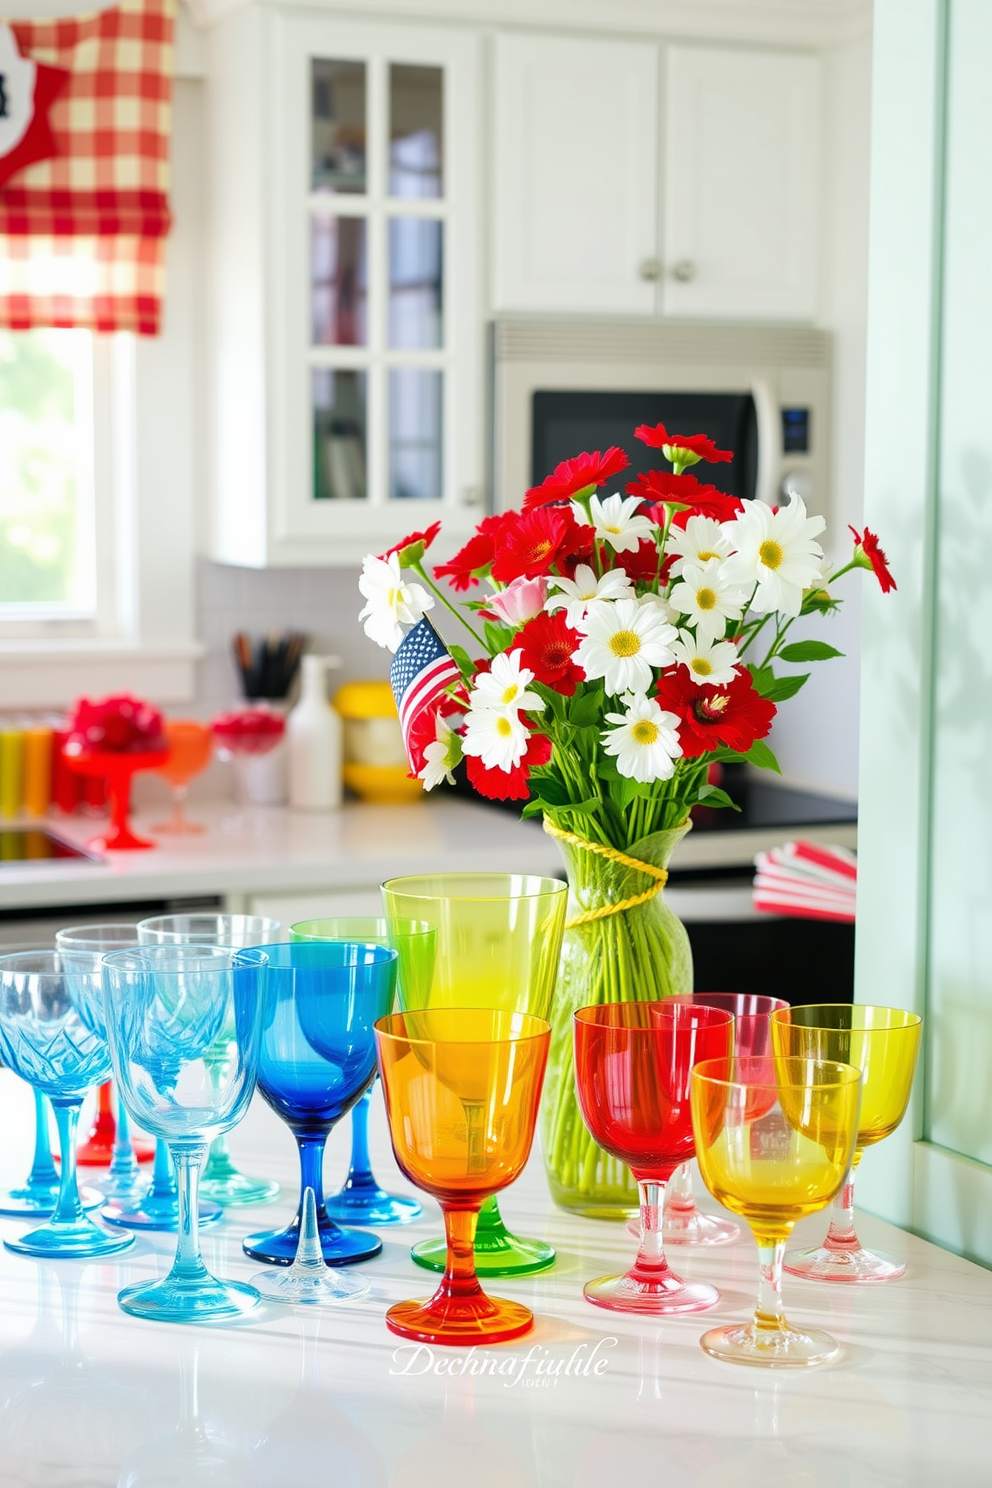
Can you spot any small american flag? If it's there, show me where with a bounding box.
[390,618,463,773]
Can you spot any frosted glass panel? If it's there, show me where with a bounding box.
[311,216,368,346]
[312,368,367,502]
[389,369,442,501]
[311,60,366,194]
[389,64,443,198]
[388,217,442,349]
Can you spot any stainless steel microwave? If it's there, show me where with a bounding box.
[491,319,832,519]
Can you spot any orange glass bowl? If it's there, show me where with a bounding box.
[152,720,214,835]
[374,1008,551,1347]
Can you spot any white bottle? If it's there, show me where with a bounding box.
[287,655,343,811]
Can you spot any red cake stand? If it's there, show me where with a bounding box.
[63,747,170,851]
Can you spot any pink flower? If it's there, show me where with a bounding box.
[487,576,549,627]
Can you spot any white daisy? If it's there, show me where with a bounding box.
[461,705,529,773]
[574,598,677,696]
[601,694,682,783]
[470,650,543,713]
[358,552,434,653]
[419,714,463,790]
[573,492,657,554]
[670,631,741,688]
[665,515,733,578]
[637,591,679,625]
[720,497,826,618]
[545,564,635,628]
[668,561,750,643]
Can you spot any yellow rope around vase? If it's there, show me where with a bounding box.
[543,818,678,929]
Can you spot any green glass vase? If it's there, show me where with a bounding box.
[540,821,694,1220]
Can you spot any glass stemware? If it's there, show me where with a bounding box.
[770,1004,923,1282]
[381,873,568,1277]
[574,1000,733,1313]
[0,1087,64,1217]
[289,915,430,1226]
[0,951,135,1258]
[251,1186,372,1305]
[691,1054,862,1366]
[102,943,268,1322]
[376,1007,552,1345]
[136,913,282,1207]
[240,940,397,1267]
[150,719,214,835]
[626,992,789,1248]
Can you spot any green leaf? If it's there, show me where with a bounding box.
[745,738,781,774]
[447,644,475,682]
[779,640,844,663]
[568,686,605,729]
[749,665,777,698]
[483,620,514,654]
[564,797,603,818]
[520,798,544,819]
[764,672,809,702]
[695,784,741,812]
[610,776,639,812]
[527,774,570,807]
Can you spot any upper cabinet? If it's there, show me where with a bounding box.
[492,34,822,323]
[663,46,821,320]
[491,34,659,315]
[206,9,483,567]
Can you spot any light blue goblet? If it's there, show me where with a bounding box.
[0,951,135,1259]
[102,943,268,1323]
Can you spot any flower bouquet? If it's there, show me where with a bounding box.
[358,424,894,1216]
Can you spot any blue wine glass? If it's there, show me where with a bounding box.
[102,943,268,1322]
[240,941,397,1267]
[0,1087,64,1217]
[137,913,282,1207]
[289,917,426,1226]
[0,951,135,1259]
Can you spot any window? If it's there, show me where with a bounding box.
[0,329,97,622]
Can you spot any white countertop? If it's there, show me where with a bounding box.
[0,1075,987,1487]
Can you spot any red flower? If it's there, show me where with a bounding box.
[466,730,552,801]
[515,612,585,696]
[634,424,733,465]
[628,470,743,525]
[490,507,594,584]
[655,669,775,758]
[849,526,897,594]
[523,448,630,510]
[613,538,661,585]
[433,514,512,591]
[380,521,442,564]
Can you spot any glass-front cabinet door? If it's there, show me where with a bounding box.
[208,11,481,567]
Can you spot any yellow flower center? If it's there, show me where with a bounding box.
[609,629,641,658]
[501,685,519,705]
[696,587,717,610]
[632,720,659,745]
[605,525,623,535]
[387,587,397,607]
[496,716,513,738]
[697,549,718,562]
[691,658,713,676]
[528,540,553,561]
[759,539,784,570]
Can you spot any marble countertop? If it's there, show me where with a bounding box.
[0,1075,987,1487]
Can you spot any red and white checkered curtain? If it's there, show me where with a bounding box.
[0,0,175,335]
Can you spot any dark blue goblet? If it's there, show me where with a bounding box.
[240,941,397,1268]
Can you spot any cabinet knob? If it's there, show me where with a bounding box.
[639,257,662,282]
[672,259,696,283]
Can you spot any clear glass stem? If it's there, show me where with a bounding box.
[822,1161,862,1254]
[166,1144,210,1285]
[666,1162,694,1212]
[347,1092,374,1187]
[50,1100,86,1228]
[631,1180,670,1280]
[30,1090,59,1188]
[753,1235,787,1338]
[204,1050,233,1168]
[150,1137,177,1200]
[171,783,189,830]
[438,1204,483,1303]
[108,1091,139,1185]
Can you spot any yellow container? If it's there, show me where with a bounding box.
[0,725,25,819]
[334,681,422,802]
[22,727,53,818]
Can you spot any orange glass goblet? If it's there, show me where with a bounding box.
[152,721,213,835]
[375,1008,551,1347]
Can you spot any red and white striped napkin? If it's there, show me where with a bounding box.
[753,839,857,923]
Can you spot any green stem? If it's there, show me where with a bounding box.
[413,563,488,650]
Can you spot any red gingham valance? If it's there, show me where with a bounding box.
[0,0,175,335]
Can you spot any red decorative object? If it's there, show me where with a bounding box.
[0,27,69,190]
[67,693,167,754]
[210,707,286,757]
[63,746,168,851]
[76,1081,154,1166]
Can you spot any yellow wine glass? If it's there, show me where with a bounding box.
[375,1008,551,1345]
[382,872,567,1278]
[691,1055,862,1367]
[769,1004,922,1282]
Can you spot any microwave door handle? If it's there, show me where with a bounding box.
[750,378,778,507]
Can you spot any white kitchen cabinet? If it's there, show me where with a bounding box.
[663,46,822,321]
[491,33,660,315]
[205,8,484,568]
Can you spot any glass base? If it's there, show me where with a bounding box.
[149,817,206,834]
[200,1171,281,1207]
[118,1274,260,1323]
[102,1194,224,1231]
[243,1215,381,1267]
[700,1319,840,1368]
[626,1205,742,1247]
[4,1216,136,1259]
[583,1268,720,1316]
[325,1184,422,1227]
[411,1229,555,1278]
[0,1184,103,1218]
[386,1291,534,1346]
[252,1264,371,1306]
[783,1243,906,1283]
